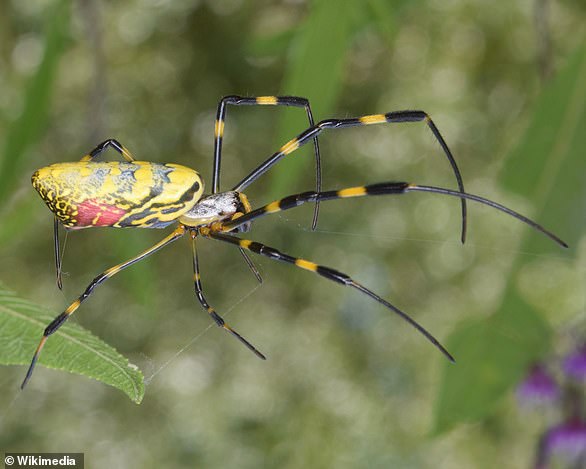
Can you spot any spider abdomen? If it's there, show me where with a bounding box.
[32,161,203,229]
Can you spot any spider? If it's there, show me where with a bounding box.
[21,95,567,389]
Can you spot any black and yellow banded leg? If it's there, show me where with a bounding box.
[213,96,322,282]
[233,110,468,243]
[213,95,323,230]
[53,140,137,289]
[199,229,455,363]
[219,183,567,248]
[80,138,136,162]
[212,95,321,196]
[190,236,265,359]
[21,226,187,390]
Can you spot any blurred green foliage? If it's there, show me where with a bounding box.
[434,44,586,434]
[0,0,69,204]
[0,0,584,468]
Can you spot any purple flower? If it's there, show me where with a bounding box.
[563,345,586,382]
[517,364,559,406]
[536,419,586,467]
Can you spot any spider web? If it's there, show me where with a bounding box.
[143,282,263,386]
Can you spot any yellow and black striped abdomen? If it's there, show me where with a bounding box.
[32,161,204,229]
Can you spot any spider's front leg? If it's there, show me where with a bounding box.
[212,95,323,281]
[233,110,468,243]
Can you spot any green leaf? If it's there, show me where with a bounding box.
[0,0,70,204]
[433,44,586,434]
[501,44,586,254]
[433,300,551,433]
[0,282,145,404]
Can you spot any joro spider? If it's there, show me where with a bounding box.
[21,95,567,389]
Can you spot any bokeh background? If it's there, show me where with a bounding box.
[0,1,584,468]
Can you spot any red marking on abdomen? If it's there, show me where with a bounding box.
[76,199,126,227]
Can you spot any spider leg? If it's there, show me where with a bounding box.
[233,111,468,243]
[213,96,321,282]
[80,138,135,162]
[221,183,567,248]
[190,236,265,359]
[21,226,186,390]
[52,139,137,289]
[212,95,322,229]
[200,229,455,363]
